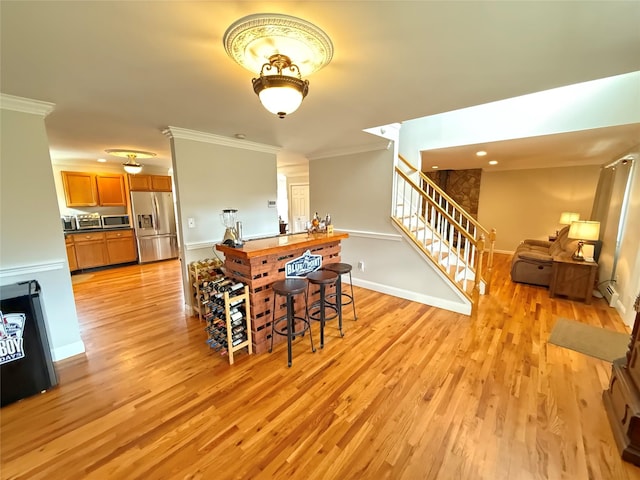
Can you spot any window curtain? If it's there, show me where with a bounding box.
[591,160,634,284]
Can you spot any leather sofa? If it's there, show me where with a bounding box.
[510,225,578,287]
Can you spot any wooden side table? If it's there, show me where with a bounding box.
[549,256,598,303]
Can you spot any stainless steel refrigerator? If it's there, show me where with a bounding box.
[130,191,179,263]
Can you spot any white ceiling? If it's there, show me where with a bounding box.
[1,1,639,172]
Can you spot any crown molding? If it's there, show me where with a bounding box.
[0,93,55,116]
[308,140,390,160]
[162,126,280,154]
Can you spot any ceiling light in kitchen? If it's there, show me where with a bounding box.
[105,149,156,175]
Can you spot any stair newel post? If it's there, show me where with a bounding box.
[484,228,497,294]
[472,234,486,316]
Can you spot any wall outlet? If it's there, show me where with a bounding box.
[267,200,277,208]
[187,217,196,228]
[357,260,365,272]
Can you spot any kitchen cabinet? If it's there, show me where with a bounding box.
[73,232,108,269]
[128,174,172,192]
[96,174,127,206]
[151,175,172,191]
[61,171,127,207]
[65,236,78,272]
[105,230,137,264]
[61,171,98,207]
[67,230,137,270]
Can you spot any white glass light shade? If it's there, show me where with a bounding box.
[568,220,600,241]
[559,211,580,225]
[105,149,155,175]
[258,86,304,117]
[123,163,143,174]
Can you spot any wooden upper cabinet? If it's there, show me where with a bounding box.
[151,175,172,191]
[128,174,152,191]
[62,171,127,207]
[96,174,126,206]
[128,174,172,192]
[61,171,98,207]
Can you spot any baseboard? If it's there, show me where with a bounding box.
[52,340,86,361]
[351,277,472,315]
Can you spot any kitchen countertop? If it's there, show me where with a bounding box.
[65,227,134,235]
[215,231,349,259]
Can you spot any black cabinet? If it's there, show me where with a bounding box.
[1,281,57,407]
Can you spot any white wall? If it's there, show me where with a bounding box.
[165,128,279,311]
[310,148,469,314]
[0,99,84,361]
[477,165,601,252]
[401,71,640,151]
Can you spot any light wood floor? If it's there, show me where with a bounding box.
[2,254,640,479]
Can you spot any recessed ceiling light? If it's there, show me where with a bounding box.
[97,158,106,163]
[488,160,498,165]
[476,151,487,157]
[431,165,439,169]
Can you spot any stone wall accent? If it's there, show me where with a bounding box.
[424,169,482,219]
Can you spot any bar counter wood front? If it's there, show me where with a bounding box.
[216,231,349,354]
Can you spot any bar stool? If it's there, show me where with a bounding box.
[269,278,315,367]
[307,270,341,349]
[323,262,357,321]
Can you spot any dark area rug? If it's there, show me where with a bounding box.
[548,317,630,362]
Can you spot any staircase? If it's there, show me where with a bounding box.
[392,155,496,315]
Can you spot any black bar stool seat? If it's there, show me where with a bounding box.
[323,262,357,320]
[270,278,315,367]
[306,270,341,348]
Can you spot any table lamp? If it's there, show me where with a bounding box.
[568,220,600,261]
[558,212,580,235]
[559,211,580,225]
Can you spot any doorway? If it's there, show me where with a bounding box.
[289,183,309,233]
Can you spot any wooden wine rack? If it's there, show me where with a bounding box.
[203,282,253,365]
[188,258,223,321]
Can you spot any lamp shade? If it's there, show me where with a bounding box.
[568,220,600,241]
[123,163,143,174]
[559,212,580,225]
[258,85,304,117]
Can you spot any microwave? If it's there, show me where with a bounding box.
[101,214,131,229]
[75,213,102,230]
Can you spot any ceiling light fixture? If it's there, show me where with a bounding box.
[488,160,498,165]
[476,151,487,157]
[223,13,333,119]
[105,149,156,175]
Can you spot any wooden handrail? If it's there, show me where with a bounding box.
[398,154,491,239]
[394,153,496,312]
[395,166,476,244]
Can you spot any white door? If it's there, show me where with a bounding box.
[290,184,309,233]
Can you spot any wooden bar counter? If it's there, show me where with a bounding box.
[216,232,348,354]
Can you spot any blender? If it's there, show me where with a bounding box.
[221,209,243,246]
